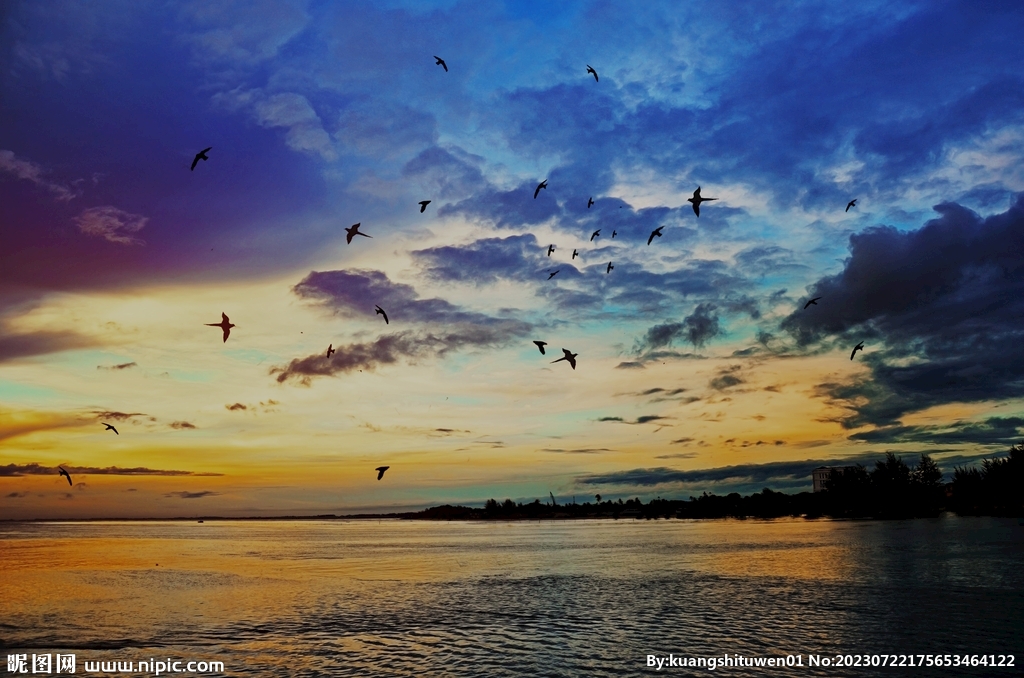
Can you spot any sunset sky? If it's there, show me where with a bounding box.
[3,0,1024,519]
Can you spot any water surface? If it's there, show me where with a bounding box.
[2,516,1021,676]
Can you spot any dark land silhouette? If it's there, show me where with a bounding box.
[399,446,1023,521]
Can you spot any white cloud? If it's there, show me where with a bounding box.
[0,150,80,201]
[253,93,337,161]
[74,206,148,245]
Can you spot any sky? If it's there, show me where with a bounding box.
[2,0,1024,519]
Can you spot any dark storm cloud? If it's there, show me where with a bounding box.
[271,326,529,385]
[92,411,145,421]
[0,463,221,477]
[709,365,745,391]
[411,234,547,285]
[165,491,220,499]
[0,330,96,363]
[401,146,486,199]
[438,180,561,229]
[294,269,529,327]
[632,303,722,357]
[785,197,1024,428]
[575,454,891,490]
[597,415,667,425]
[280,268,532,383]
[848,416,1024,446]
[97,361,136,370]
[337,101,438,158]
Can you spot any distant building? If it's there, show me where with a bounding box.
[812,466,859,492]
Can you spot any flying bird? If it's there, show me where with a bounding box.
[547,244,555,256]
[533,340,547,355]
[850,342,865,360]
[103,423,119,435]
[326,344,335,358]
[204,312,235,342]
[846,199,857,212]
[647,226,664,245]
[803,297,822,309]
[586,65,598,82]
[551,348,578,370]
[345,223,371,244]
[375,465,390,480]
[191,147,211,171]
[375,305,389,324]
[687,186,717,217]
[606,261,614,274]
[534,180,548,199]
[58,467,72,486]
[419,200,431,213]
[547,270,559,280]
[587,197,594,208]
[590,229,600,241]
[611,230,617,238]
[572,249,578,259]
[434,56,447,72]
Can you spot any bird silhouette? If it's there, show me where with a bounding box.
[533,340,547,355]
[375,305,389,324]
[434,56,447,72]
[586,65,598,82]
[572,249,578,259]
[606,261,614,273]
[58,467,72,486]
[850,342,865,360]
[547,244,555,256]
[611,230,617,238]
[534,180,548,199]
[547,270,559,280]
[326,344,335,358]
[205,312,235,342]
[419,200,431,213]
[191,147,211,171]
[345,223,371,244]
[375,465,390,480]
[587,197,594,208]
[687,186,717,217]
[846,199,857,212]
[803,297,822,309]
[648,226,664,245]
[103,423,119,435]
[590,229,600,241]
[551,348,578,370]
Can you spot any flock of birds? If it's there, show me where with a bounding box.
[60,57,865,491]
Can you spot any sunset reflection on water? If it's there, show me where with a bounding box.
[3,517,1021,677]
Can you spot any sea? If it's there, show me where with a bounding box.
[1,516,1022,677]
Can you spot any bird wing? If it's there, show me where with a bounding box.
[692,202,700,217]
[222,327,230,342]
[201,147,212,154]
[221,312,229,323]
[568,356,576,369]
[191,156,200,171]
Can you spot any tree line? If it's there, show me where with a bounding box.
[403,444,1023,520]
